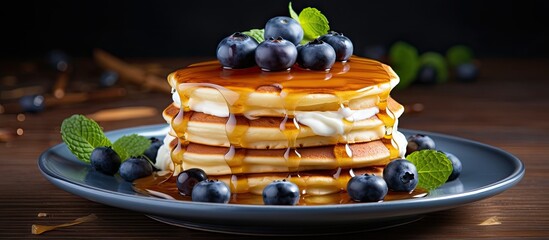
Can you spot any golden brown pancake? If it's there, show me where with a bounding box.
[157,56,406,196]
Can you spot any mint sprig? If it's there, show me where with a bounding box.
[60,114,151,163]
[242,29,264,43]
[407,150,453,190]
[243,3,330,44]
[289,2,330,43]
[298,7,330,43]
[61,115,112,163]
[288,2,299,22]
[113,134,151,161]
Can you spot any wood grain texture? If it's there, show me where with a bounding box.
[1,58,548,239]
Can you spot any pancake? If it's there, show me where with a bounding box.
[156,130,407,176]
[216,166,385,195]
[168,57,399,119]
[162,97,404,149]
[155,56,406,196]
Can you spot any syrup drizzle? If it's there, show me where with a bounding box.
[167,56,401,186]
[133,171,428,205]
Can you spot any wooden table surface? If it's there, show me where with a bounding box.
[1,58,548,239]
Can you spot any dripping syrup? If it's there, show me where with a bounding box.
[133,171,428,206]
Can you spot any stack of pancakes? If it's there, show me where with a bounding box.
[160,56,407,196]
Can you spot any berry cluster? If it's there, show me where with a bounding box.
[176,168,231,203]
[216,16,353,72]
[347,134,463,202]
[90,137,162,182]
[406,134,462,182]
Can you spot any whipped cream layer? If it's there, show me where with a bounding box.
[173,90,381,137]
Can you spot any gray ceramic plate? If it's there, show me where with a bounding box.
[38,124,525,235]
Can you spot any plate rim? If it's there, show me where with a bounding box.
[38,124,525,214]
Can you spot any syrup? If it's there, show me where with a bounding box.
[169,57,398,174]
[165,56,402,194]
[133,171,428,205]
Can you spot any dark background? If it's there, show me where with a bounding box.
[2,0,548,59]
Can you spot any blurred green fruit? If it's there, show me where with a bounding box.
[446,45,474,68]
[419,52,448,83]
[389,41,420,89]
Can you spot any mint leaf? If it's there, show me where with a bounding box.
[298,7,330,42]
[242,29,264,43]
[288,2,299,22]
[61,114,111,163]
[112,134,151,161]
[407,150,453,190]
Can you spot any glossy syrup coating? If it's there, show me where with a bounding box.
[167,56,402,177]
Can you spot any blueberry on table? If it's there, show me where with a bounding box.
[444,152,462,182]
[19,94,45,113]
[191,180,231,203]
[318,31,354,61]
[90,146,121,176]
[143,137,163,163]
[119,156,153,182]
[406,134,436,154]
[264,16,304,46]
[456,62,479,82]
[416,65,438,84]
[347,174,388,202]
[216,32,259,69]
[363,44,386,61]
[46,49,70,71]
[262,179,300,205]
[177,168,208,196]
[99,70,119,88]
[297,39,336,71]
[255,37,298,71]
[383,159,419,192]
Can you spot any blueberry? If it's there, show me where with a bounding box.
[90,146,121,176]
[99,70,119,88]
[383,159,418,192]
[262,180,300,205]
[264,16,303,45]
[347,174,388,202]
[144,137,163,163]
[456,62,479,82]
[192,180,231,203]
[363,44,386,61]
[19,94,45,113]
[255,37,297,71]
[119,156,153,182]
[318,31,353,61]
[444,152,462,182]
[177,168,208,196]
[297,39,336,71]
[46,49,70,71]
[406,134,436,154]
[216,32,259,69]
[417,65,438,84]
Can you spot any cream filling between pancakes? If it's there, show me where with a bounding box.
[173,90,381,138]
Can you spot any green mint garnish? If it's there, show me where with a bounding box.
[61,114,151,163]
[389,41,420,89]
[297,7,330,43]
[288,2,299,22]
[244,3,330,44]
[407,150,453,190]
[61,114,112,163]
[112,134,151,161]
[446,45,474,67]
[242,29,264,43]
[420,52,448,83]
